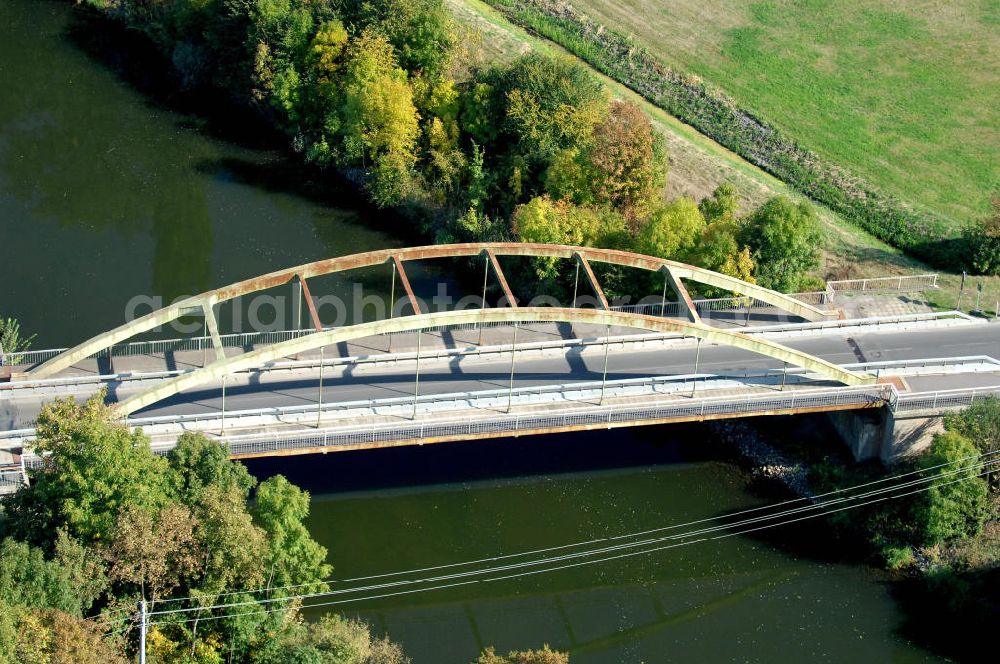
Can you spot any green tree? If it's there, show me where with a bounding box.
[513,196,625,278]
[914,431,990,545]
[0,316,36,358]
[637,197,706,261]
[253,475,332,591]
[252,613,408,664]
[739,196,821,292]
[0,538,92,615]
[340,31,421,206]
[965,196,1000,275]
[189,486,267,596]
[468,55,608,210]
[3,393,173,547]
[168,432,256,505]
[944,397,1000,488]
[696,221,755,283]
[349,0,455,77]
[699,183,739,224]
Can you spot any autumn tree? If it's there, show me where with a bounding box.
[587,100,665,220]
[101,504,198,603]
[0,600,127,664]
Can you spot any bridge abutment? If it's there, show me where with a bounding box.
[828,408,942,463]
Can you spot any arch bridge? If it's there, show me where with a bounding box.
[19,243,873,419]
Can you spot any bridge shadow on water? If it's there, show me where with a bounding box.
[241,422,726,496]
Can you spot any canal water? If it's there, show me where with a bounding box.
[0,1,944,662]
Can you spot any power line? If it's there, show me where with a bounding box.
[148,464,994,628]
[148,447,999,609]
[146,456,996,624]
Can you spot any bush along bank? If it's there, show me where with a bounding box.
[482,0,995,274]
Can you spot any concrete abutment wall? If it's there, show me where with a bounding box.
[828,408,942,463]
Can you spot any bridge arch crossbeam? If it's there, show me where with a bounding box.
[113,307,873,418]
[27,243,836,381]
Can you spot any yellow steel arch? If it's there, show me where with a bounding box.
[113,307,872,417]
[26,244,836,381]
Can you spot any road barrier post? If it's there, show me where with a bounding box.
[388,261,396,353]
[600,324,611,404]
[317,346,324,428]
[692,338,703,397]
[412,330,422,419]
[507,323,518,413]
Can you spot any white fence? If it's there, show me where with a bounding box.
[826,274,938,293]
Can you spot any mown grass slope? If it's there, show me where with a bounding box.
[449,0,1000,309]
[565,0,999,229]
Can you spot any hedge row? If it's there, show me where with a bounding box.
[484,0,963,268]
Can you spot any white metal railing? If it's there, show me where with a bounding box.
[8,383,1000,477]
[0,312,983,403]
[202,384,896,458]
[826,274,938,293]
[0,467,25,494]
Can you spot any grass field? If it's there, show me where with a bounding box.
[448,0,1000,309]
[562,0,999,229]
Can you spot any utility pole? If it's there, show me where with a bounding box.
[957,271,967,311]
[659,274,668,317]
[974,282,983,314]
[478,255,489,347]
[412,331,422,419]
[220,375,227,436]
[507,323,518,413]
[138,599,147,664]
[388,260,396,352]
[692,338,702,397]
[572,262,580,307]
[294,279,302,330]
[317,346,325,428]
[599,325,611,404]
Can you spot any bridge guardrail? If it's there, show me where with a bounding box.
[3,355,996,438]
[10,383,1000,473]
[209,384,895,458]
[2,311,980,397]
